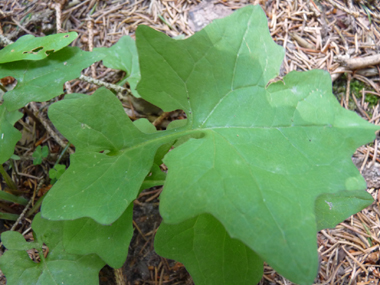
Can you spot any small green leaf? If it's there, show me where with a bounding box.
[0,47,105,111]
[0,104,22,164]
[97,36,141,97]
[155,214,263,285]
[41,145,49,157]
[63,203,134,268]
[32,145,49,165]
[49,164,66,184]
[0,32,78,64]
[10,154,20,160]
[133,118,156,134]
[0,213,105,285]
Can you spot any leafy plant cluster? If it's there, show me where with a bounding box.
[0,5,378,285]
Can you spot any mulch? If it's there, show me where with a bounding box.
[0,0,380,284]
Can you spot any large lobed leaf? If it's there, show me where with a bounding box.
[136,5,378,284]
[40,5,378,285]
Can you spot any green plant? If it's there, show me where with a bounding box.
[48,164,66,184]
[0,5,378,285]
[32,145,49,165]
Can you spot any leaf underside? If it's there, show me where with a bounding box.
[39,5,378,285]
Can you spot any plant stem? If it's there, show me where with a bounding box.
[0,84,7,92]
[26,193,46,218]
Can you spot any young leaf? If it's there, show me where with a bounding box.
[97,36,141,97]
[0,47,105,111]
[0,104,22,164]
[63,203,134,268]
[32,145,49,165]
[155,214,264,285]
[48,164,66,184]
[0,213,105,285]
[0,32,78,64]
[136,6,378,284]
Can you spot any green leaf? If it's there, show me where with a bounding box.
[0,32,78,64]
[0,190,28,205]
[155,214,263,285]
[0,47,105,111]
[133,118,157,134]
[0,213,105,285]
[49,164,66,184]
[42,87,169,224]
[140,163,166,190]
[0,104,22,164]
[136,6,378,284]
[38,5,378,284]
[32,145,49,165]
[63,203,134,268]
[97,36,141,97]
[315,190,374,231]
[1,231,38,251]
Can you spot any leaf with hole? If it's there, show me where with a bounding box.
[0,32,78,64]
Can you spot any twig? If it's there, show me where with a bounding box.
[29,102,74,155]
[10,179,44,231]
[87,19,96,78]
[11,16,38,37]
[0,33,13,46]
[79,75,129,93]
[324,0,360,17]
[289,32,315,50]
[336,54,380,70]
[352,93,370,120]
[54,2,64,33]
[152,111,172,127]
